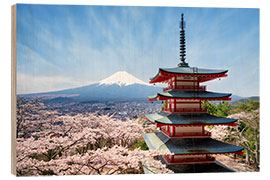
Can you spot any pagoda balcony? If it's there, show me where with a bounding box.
[162,130,211,138]
[174,131,211,138]
[162,107,207,114]
[163,85,206,92]
[163,155,215,165]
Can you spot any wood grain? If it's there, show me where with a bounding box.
[11,4,17,175]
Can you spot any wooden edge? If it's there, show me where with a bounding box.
[11,4,17,176]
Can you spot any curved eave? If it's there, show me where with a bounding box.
[150,68,228,84]
[148,91,232,101]
[145,113,237,126]
[142,132,244,155]
[161,67,228,75]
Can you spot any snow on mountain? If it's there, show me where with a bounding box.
[22,71,160,102]
[98,71,150,86]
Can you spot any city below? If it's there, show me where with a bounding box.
[18,71,259,121]
[44,100,162,121]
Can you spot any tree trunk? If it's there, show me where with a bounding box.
[245,149,250,165]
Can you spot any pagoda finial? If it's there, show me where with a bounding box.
[178,13,189,67]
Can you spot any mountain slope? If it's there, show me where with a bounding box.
[99,71,149,86]
[230,95,245,102]
[21,71,253,103]
[231,96,259,105]
[22,71,160,102]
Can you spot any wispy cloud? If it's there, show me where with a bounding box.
[17,73,95,94]
[16,5,259,96]
[17,42,60,76]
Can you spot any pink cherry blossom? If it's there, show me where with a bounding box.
[16,99,173,176]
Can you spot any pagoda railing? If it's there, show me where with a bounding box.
[162,107,207,113]
[162,129,211,138]
[174,131,211,137]
[163,85,206,92]
[175,108,207,113]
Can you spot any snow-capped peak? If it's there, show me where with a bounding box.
[98,71,150,86]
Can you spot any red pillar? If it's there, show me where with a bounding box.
[174,99,176,112]
[197,78,199,90]
[174,76,176,89]
[171,155,174,163]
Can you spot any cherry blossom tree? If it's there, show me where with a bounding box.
[16,98,173,176]
[228,110,260,169]
[207,110,259,169]
[16,97,45,138]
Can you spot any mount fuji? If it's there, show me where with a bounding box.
[98,71,150,87]
[22,71,161,102]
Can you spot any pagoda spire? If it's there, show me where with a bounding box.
[178,13,189,67]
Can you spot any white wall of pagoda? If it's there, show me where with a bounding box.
[175,126,202,133]
[160,125,211,138]
[164,99,205,113]
[164,76,206,91]
[176,76,198,81]
[175,103,200,109]
[174,154,206,160]
[176,81,196,86]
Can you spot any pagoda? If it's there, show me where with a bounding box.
[142,14,244,173]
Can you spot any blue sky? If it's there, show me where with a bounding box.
[17,4,259,97]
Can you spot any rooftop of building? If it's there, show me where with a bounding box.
[142,132,244,155]
[148,90,231,101]
[157,156,234,173]
[145,112,237,125]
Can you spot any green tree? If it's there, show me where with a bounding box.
[203,99,260,169]
[232,100,259,113]
[201,101,217,115]
[228,110,260,169]
[215,101,233,117]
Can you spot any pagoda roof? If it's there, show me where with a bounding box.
[143,157,233,173]
[156,156,234,173]
[148,90,231,101]
[159,67,227,76]
[145,112,237,125]
[150,67,228,83]
[142,132,244,155]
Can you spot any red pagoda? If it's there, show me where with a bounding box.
[142,14,244,173]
